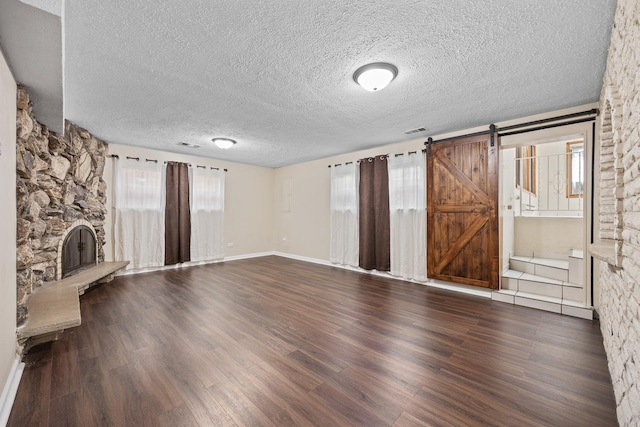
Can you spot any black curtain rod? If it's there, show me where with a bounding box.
[109,154,228,171]
[193,164,228,172]
[328,149,426,168]
[497,116,596,138]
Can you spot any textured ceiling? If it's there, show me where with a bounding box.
[3,1,617,167]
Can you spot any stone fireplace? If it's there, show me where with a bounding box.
[16,86,108,326]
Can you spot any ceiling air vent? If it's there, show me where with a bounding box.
[404,127,428,135]
[177,142,201,148]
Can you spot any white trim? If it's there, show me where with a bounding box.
[0,357,24,427]
[223,251,276,262]
[113,250,492,299]
[113,250,492,298]
[272,251,333,267]
[273,252,492,299]
[115,251,276,276]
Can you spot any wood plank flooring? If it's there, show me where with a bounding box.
[8,256,617,426]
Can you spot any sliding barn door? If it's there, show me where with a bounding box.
[427,133,498,289]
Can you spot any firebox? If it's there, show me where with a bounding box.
[61,225,97,278]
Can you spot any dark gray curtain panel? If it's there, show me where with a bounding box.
[165,162,191,265]
[359,156,390,271]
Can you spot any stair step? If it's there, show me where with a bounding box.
[501,270,584,302]
[516,291,563,304]
[492,290,593,319]
[569,249,584,259]
[503,270,523,279]
[502,270,583,288]
[511,255,569,270]
[510,256,571,282]
[519,272,563,286]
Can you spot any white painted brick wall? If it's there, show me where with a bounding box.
[597,0,640,425]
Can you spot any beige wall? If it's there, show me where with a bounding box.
[274,105,596,265]
[0,49,17,399]
[514,217,583,257]
[104,144,275,263]
[273,138,425,261]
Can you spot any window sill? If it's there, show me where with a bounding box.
[589,240,621,268]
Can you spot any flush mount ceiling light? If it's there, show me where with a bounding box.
[353,62,398,92]
[212,138,237,149]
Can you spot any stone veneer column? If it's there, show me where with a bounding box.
[595,0,640,424]
[16,87,108,326]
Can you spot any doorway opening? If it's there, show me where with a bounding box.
[498,134,589,316]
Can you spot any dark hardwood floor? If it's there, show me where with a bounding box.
[9,256,617,426]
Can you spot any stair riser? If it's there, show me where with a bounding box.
[510,259,535,274]
[518,279,563,298]
[502,277,519,291]
[534,264,568,282]
[563,286,585,302]
[568,257,584,286]
[514,296,562,314]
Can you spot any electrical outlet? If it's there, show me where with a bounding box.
[227,242,234,247]
[281,237,287,241]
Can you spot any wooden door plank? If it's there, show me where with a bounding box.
[435,205,489,213]
[434,149,491,206]
[434,215,488,275]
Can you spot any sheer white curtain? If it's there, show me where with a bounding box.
[330,163,359,266]
[388,153,427,280]
[190,167,225,262]
[114,158,165,269]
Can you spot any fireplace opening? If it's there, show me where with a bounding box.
[62,225,97,278]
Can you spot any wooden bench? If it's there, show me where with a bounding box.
[18,261,129,349]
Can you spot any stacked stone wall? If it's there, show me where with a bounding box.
[597,0,640,424]
[16,86,107,326]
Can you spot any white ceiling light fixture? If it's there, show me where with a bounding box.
[353,62,398,92]
[212,138,237,149]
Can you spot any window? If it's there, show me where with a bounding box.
[515,145,537,195]
[387,153,426,280]
[116,165,164,210]
[329,163,359,266]
[190,167,225,262]
[114,159,165,269]
[566,141,584,198]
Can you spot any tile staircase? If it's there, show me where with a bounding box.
[492,250,592,319]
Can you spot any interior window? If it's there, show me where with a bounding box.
[567,141,584,198]
[515,145,537,195]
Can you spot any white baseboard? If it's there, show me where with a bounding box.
[272,252,492,299]
[0,357,24,427]
[111,250,491,299]
[223,251,276,262]
[115,251,276,277]
[272,251,333,267]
